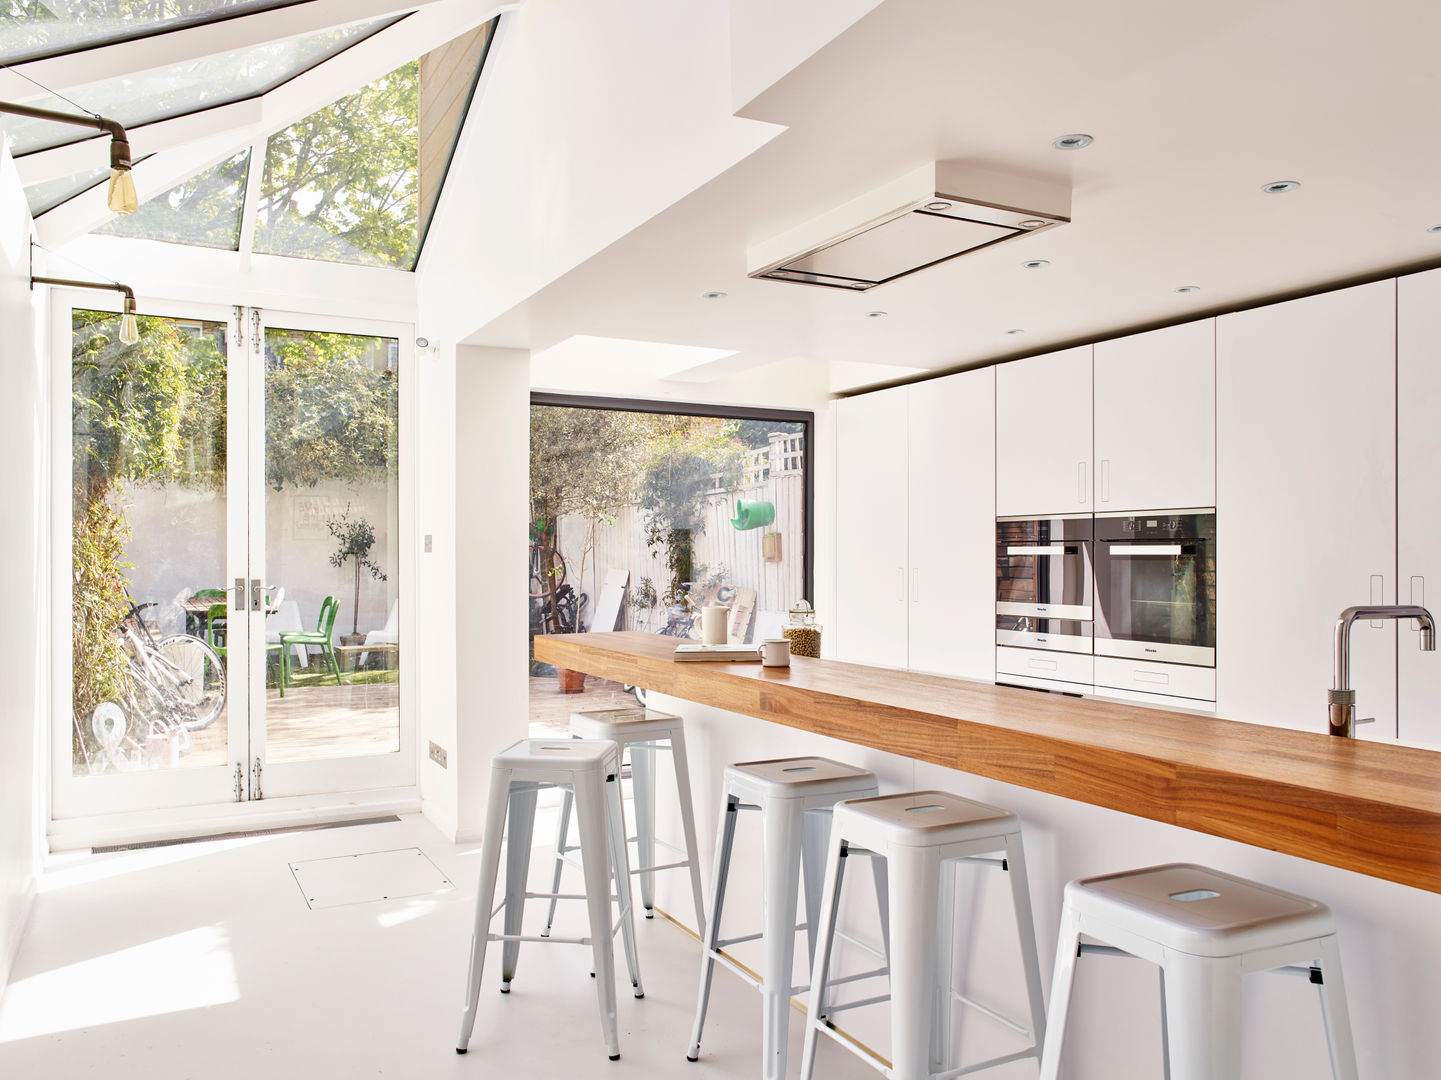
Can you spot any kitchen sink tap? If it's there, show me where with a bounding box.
[1329,605,1436,737]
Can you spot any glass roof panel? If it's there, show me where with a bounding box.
[23,150,152,215]
[2,14,397,155]
[0,1,306,66]
[254,18,495,271]
[95,147,251,249]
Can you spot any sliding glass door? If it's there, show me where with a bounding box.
[53,298,413,821]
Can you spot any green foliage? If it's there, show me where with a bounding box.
[96,148,251,250]
[721,418,803,449]
[258,60,421,268]
[327,504,388,637]
[71,492,132,761]
[637,428,744,595]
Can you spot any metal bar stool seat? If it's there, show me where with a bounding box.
[543,707,706,937]
[800,791,1049,1080]
[688,756,887,1080]
[1038,862,1359,1080]
[456,739,644,1061]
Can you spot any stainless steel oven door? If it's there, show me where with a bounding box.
[1094,510,1216,666]
[995,515,1093,652]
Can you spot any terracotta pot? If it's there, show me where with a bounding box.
[340,633,365,647]
[557,667,587,693]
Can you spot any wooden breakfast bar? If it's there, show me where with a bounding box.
[536,631,1441,895]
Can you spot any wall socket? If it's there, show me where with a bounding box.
[428,741,447,768]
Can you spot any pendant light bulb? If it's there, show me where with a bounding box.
[119,312,139,346]
[107,168,138,215]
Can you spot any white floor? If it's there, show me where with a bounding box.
[0,812,878,1079]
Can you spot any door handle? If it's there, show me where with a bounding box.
[912,567,919,604]
[897,567,906,603]
[251,579,277,612]
[1100,459,1110,503]
[1078,461,1087,505]
[232,577,248,612]
[1370,574,1384,628]
[1412,576,1426,639]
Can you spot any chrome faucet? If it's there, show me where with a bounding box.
[1329,605,1437,737]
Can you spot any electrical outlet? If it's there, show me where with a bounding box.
[424,534,433,553]
[428,741,447,768]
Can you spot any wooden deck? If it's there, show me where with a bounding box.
[528,674,639,737]
[184,682,401,767]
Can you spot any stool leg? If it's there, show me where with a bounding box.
[669,727,708,938]
[1037,905,1082,1080]
[500,784,538,990]
[931,857,956,1074]
[1315,934,1359,1080]
[1002,831,1049,1061]
[889,844,942,1080]
[761,798,806,1080]
[541,785,574,938]
[799,836,849,1080]
[1160,951,1242,1080]
[456,768,513,1052]
[688,795,740,1061]
[605,770,645,998]
[801,807,830,972]
[631,741,657,917]
[575,770,623,1060]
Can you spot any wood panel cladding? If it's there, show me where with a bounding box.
[535,632,1441,894]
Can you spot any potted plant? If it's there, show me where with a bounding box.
[327,506,387,646]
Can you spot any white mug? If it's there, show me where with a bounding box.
[760,638,791,667]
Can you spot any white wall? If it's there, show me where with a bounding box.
[0,144,47,990]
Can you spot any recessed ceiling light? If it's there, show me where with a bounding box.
[865,311,888,318]
[1174,285,1200,293]
[1022,259,1051,270]
[924,200,952,211]
[1427,224,1441,234]
[1006,328,1025,335]
[1261,180,1301,194]
[1017,219,1047,230]
[1052,133,1093,150]
[701,290,727,300]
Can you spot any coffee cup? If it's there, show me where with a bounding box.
[760,638,791,667]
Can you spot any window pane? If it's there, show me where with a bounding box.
[254,60,418,269]
[417,19,495,256]
[96,148,250,250]
[24,161,107,215]
[527,406,810,736]
[1,1,306,65]
[71,309,231,775]
[262,327,400,764]
[3,16,397,155]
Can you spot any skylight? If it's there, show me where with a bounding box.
[3,16,396,155]
[96,148,250,250]
[0,1,306,66]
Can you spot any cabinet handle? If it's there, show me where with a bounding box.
[1100,459,1110,503]
[897,567,906,603]
[1370,574,1385,628]
[912,567,919,604]
[1078,461,1087,504]
[1412,576,1426,635]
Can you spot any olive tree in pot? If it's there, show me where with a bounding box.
[327,506,387,646]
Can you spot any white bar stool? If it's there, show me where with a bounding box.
[1037,862,1358,1080]
[542,707,706,936]
[800,791,1049,1080]
[456,738,644,1060]
[688,756,886,1080]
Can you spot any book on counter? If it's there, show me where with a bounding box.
[672,642,762,662]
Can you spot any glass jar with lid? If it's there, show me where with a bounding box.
[783,601,822,658]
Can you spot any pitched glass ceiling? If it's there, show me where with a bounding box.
[3,14,397,155]
[0,1,309,66]
[97,147,250,249]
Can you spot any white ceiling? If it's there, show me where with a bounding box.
[471,0,1441,392]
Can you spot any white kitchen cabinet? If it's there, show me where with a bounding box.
[1397,267,1441,749]
[908,367,995,679]
[995,345,1092,517]
[1094,320,1215,513]
[835,368,995,678]
[835,385,909,668]
[1216,280,1397,738]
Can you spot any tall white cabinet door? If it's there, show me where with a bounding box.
[1398,268,1441,748]
[907,367,995,679]
[836,386,909,668]
[1094,319,1215,513]
[1216,280,1397,738]
[995,345,1093,517]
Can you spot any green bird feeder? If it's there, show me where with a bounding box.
[731,499,775,531]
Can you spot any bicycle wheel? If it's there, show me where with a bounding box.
[155,634,227,730]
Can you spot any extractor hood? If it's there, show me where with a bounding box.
[748,162,1070,291]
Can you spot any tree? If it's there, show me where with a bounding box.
[327,506,388,637]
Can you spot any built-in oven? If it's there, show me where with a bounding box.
[1093,510,1216,667]
[995,515,1093,654]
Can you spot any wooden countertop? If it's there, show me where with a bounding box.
[536,632,1441,894]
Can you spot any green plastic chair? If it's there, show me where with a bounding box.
[205,602,228,659]
[278,596,344,692]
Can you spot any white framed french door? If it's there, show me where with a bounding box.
[51,296,415,822]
